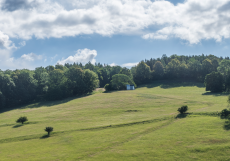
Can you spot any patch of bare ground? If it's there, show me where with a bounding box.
[94,88,105,92]
[202,139,229,144]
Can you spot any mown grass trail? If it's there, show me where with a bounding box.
[0,81,229,160]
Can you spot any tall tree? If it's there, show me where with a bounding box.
[109,66,122,80]
[188,59,202,80]
[134,61,151,84]
[45,65,55,73]
[85,62,95,71]
[217,59,230,77]
[179,62,189,78]
[202,59,213,77]
[153,61,164,79]
[225,71,230,91]
[55,64,65,70]
[204,71,224,92]
[34,67,49,97]
[119,67,133,79]
[47,69,68,100]
[218,60,230,91]
[0,74,16,108]
[83,69,99,93]
[212,59,219,72]
[11,70,38,104]
[0,91,5,108]
[166,59,181,78]
[65,67,86,95]
[96,68,110,88]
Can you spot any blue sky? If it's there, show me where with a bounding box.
[0,0,230,70]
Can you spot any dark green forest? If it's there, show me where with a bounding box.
[0,54,230,109]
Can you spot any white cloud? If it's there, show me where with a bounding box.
[21,52,42,61]
[109,63,117,67]
[2,0,230,70]
[109,62,138,68]
[142,27,172,40]
[0,50,43,70]
[57,48,97,65]
[0,0,229,44]
[0,29,42,69]
[51,54,58,61]
[142,0,230,44]
[0,31,16,49]
[19,41,26,46]
[122,62,138,67]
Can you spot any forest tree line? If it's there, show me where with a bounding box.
[0,54,230,109]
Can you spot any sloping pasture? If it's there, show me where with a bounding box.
[0,81,229,160]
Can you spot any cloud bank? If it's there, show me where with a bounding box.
[57,48,97,65]
[1,0,230,69]
[122,62,139,67]
[21,53,42,61]
[1,0,40,11]
[0,0,229,44]
[0,31,16,49]
[0,50,43,70]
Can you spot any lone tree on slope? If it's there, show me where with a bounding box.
[45,127,53,136]
[16,116,28,124]
[178,105,188,114]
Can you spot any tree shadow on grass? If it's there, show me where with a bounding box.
[160,81,204,89]
[12,124,24,128]
[103,89,137,93]
[202,92,229,97]
[103,90,120,93]
[176,113,191,119]
[223,120,230,130]
[141,80,204,89]
[25,94,93,109]
[138,82,161,89]
[0,93,94,114]
[40,134,50,139]
[12,122,39,128]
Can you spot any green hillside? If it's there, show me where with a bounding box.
[0,81,229,160]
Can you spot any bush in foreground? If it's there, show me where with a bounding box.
[45,127,53,136]
[16,116,28,124]
[178,105,188,114]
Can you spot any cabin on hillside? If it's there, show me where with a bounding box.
[126,84,135,90]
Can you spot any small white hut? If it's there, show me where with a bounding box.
[126,84,135,90]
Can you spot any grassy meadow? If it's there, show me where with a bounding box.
[0,81,230,160]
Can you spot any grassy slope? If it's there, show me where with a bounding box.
[0,81,229,160]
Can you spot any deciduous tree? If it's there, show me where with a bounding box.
[134,61,151,84]
[153,61,164,79]
[111,74,136,90]
[204,71,224,92]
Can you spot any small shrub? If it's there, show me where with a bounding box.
[177,105,188,114]
[220,109,230,118]
[16,116,28,124]
[45,127,53,136]
[104,83,113,91]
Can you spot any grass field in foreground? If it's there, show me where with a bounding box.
[0,81,230,160]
